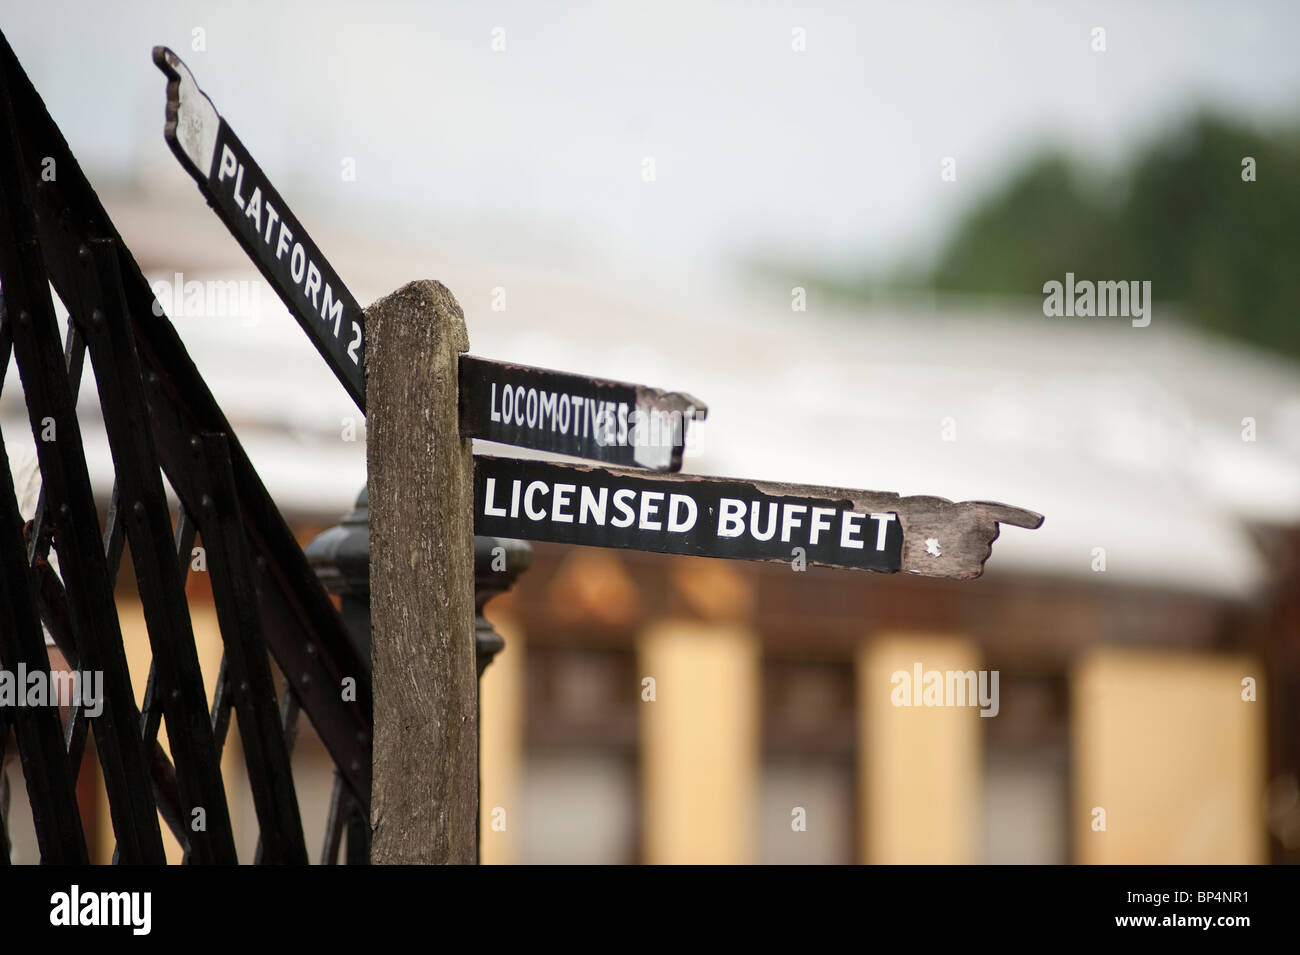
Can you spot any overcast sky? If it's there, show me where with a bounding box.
[4,1,1299,277]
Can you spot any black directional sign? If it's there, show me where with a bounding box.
[155,47,366,410]
[459,355,706,472]
[475,455,903,572]
[473,456,1043,578]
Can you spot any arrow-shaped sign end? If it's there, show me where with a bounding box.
[153,46,220,185]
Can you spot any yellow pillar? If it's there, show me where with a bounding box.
[479,613,525,865]
[1072,647,1266,864]
[639,620,759,864]
[857,633,983,864]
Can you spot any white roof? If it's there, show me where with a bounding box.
[5,189,1297,601]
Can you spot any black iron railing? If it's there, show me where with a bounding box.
[0,29,371,864]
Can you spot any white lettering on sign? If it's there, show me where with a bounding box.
[716,499,741,537]
[488,382,643,448]
[871,513,896,550]
[580,485,606,524]
[461,356,707,471]
[215,142,353,359]
[484,382,696,454]
[810,506,835,544]
[668,494,696,532]
[840,512,864,549]
[552,483,576,523]
[481,477,893,552]
[475,457,912,573]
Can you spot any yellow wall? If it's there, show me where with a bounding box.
[639,620,759,864]
[858,633,982,864]
[1072,647,1267,864]
[97,605,1271,866]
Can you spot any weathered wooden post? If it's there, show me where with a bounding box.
[307,491,534,863]
[366,280,477,864]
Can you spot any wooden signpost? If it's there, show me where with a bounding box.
[154,50,1044,863]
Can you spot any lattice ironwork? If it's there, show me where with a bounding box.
[0,28,370,864]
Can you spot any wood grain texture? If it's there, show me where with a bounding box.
[686,474,1044,579]
[367,280,476,864]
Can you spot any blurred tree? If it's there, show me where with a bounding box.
[928,151,1123,297]
[832,114,1300,359]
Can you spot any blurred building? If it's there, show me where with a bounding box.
[4,186,1298,863]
